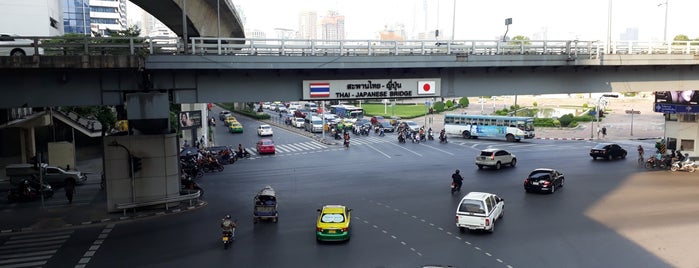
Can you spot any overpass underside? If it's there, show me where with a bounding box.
[130,0,244,38]
[2,64,699,108]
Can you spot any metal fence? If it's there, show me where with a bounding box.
[4,36,699,57]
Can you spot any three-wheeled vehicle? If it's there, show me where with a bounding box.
[253,185,278,223]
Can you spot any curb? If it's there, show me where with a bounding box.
[0,200,207,234]
[535,136,662,141]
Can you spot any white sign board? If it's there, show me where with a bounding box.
[302,78,441,100]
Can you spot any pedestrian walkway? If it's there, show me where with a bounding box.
[0,229,73,267]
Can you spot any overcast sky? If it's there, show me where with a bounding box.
[230,0,698,41]
[127,0,698,41]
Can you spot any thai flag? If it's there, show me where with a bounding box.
[310,83,331,98]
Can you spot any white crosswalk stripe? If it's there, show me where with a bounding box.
[0,230,74,268]
[249,141,329,155]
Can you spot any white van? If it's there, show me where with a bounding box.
[304,102,318,112]
[304,116,323,133]
[455,192,504,233]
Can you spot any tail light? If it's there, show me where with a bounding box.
[543,181,550,186]
[455,216,459,222]
[485,218,490,226]
[341,227,348,232]
[524,179,529,184]
[490,154,495,160]
[316,227,322,232]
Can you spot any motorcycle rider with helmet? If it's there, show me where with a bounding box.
[451,169,463,194]
[221,215,237,240]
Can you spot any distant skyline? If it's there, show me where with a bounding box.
[232,0,699,41]
[126,0,699,41]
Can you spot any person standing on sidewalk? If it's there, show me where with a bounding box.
[64,177,76,204]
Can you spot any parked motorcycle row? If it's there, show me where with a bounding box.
[645,153,696,172]
[179,146,243,195]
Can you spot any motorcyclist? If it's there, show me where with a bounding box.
[439,129,447,143]
[428,127,434,140]
[237,144,249,158]
[419,127,425,141]
[451,170,463,194]
[343,132,350,147]
[221,215,237,239]
[379,125,385,136]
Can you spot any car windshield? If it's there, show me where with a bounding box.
[261,140,273,145]
[261,126,271,130]
[407,122,417,126]
[295,118,304,122]
[320,213,345,223]
[380,121,391,127]
[458,200,486,214]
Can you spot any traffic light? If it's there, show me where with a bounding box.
[131,156,142,173]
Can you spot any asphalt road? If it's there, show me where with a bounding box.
[0,107,678,268]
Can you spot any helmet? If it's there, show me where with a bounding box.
[225,215,231,220]
[455,169,460,174]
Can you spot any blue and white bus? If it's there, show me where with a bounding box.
[330,105,364,120]
[443,114,535,142]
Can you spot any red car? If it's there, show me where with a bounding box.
[256,139,276,154]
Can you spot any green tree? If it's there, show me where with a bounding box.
[433,101,445,113]
[458,97,469,107]
[558,114,574,127]
[509,35,531,45]
[445,100,454,108]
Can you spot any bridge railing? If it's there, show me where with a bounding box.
[4,36,699,57]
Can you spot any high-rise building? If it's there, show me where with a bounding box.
[298,11,317,39]
[63,0,91,35]
[0,0,63,36]
[90,0,127,35]
[320,10,344,40]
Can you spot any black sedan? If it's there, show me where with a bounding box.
[523,168,565,194]
[589,143,627,160]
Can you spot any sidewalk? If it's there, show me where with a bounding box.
[0,148,206,234]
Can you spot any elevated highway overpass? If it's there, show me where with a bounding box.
[1,38,699,108]
[130,0,244,38]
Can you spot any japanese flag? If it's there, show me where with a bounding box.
[417,81,436,95]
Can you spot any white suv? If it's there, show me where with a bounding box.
[475,148,516,170]
[0,34,43,56]
[455,192,504,233]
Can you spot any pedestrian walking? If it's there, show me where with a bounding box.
[64,177,76,204]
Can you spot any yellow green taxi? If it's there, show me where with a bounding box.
[228,122,244,133]
[316,205,352,242]
[224,116,238,126]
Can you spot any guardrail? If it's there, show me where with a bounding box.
[3,36,699,57]
[115,189,201,216]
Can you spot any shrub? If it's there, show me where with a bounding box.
[433,101,445,113]
[459,97,469,107]
[532,101,538,107]
[558,113,574,127]
[445,100,454,108]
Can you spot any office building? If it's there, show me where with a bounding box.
[90,0,127,35]
[320,10,344,40]
[0,0,63,36]
[63,0,91,35]
[298,11,317,39]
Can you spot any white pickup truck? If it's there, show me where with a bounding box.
[455,192,504,233]
[5,163,87,187]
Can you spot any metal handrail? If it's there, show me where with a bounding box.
[115,190,201,215]
[4,36,699,57]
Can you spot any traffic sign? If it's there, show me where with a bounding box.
[625,110,641,114]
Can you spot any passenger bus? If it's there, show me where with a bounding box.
[330,105,364,120]
[443,114,535,142]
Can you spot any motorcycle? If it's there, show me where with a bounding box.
[428,130,434,141]
[450,182,461,195]
[8,182,54,203]
[670,160,696,172]
[203,159,224,173]
[398,134,406,144]
[411,133,420,144]
[181,178,204,196]
[439,134,448,144]
[344,139,350,148]
[645,155,666,169]
[222,220,237,250]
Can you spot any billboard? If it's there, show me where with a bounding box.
[179,110,202,129]
[654,91,699,113]
[302,78,441,100]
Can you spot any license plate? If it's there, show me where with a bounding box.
[222,237,229,241]
[532,182,539,185]
[328,230,336,234]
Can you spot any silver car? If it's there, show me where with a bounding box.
[475,148,517,170]
[0,34,43,56]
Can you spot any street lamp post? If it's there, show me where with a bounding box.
[658,1,669,42]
